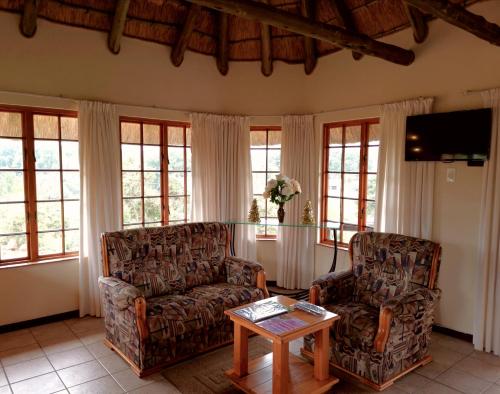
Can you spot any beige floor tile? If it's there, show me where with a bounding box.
[111,369,163,392]
[84,342,113,359]
[485,384,500,394]
[0,331,30,341]
[57,360,108,388]
[472,351,500,367]
[47,347,94,371]
[0,344,45,367]
[127,380,181,394]
[39,336,82,356]
[437,368,492,394]
[420,382,462,394]
[4,357,54,383]
[75,330,104,346]
[0,368,7,386]
[66,318,104,336]
[436,335,475,356]
[31,323,74,342]
[454,356,500,383]
[10,372,64,394]
[429,342,467,366]
[394,372,433,393]
[97,353,128,374]
[0,333,36,353]
[68,375,123,394]
[0,385,11,394]
[414,360,450,379]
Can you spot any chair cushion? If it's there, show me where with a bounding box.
[326,302,379,353]
[186,283,265,322]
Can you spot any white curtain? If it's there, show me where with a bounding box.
[191,113,256,260]
[375,98,435,239]
[474,88,500,355]
[277,115,317,289]
[78,101,121,317]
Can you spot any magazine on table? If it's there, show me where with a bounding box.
[257,315,308,335]
[233,299,289,323]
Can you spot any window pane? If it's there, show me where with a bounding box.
[328,148,342,172]
[143,124,160,145]
[327,173,341,197]
[266,218,278,236]
[61,117,78,140]
[169,197,185,221]
[186,149,191,171]
[267,201,278,218]
[268,131,281,148]
[342,229,357,245]
[121,123,140,144]
[64,200,80,229]
[186,195,191,221]
[37,202,62,231]
[268,150,280,172]
[251,150,266,171]
[367,174,377,200]
[0,234,27,260]
[121,145,141,170]
[168,127,184,146]
[343,199,359,224]
[38,231,62,255]
[35,140,60,170]
[344,174,359,199]
[0,171,25,202]
[369,123,380,144]
[36,171,61,200]
[123,198,142,224]
[186,172,192,196]
[143,145,160,171]
[122,172,141,198]
[34,115,58,139]
[345,125,361,146]
[144,172,161,196]
[168,172,185,196]
[63,172,80,199]
[0,138,23,169]
[367,146,379,173]
[64,230,79,252]
[0,112,22,137]
[251,131,266,147]
[256,225,265,236]
[0,203,26,234]
[61,141,79,170]
[344,148,360,172]
[329,127,342,147]
[254,196,266,217]
[144,197,161,223]
[327,197,340,222]
[366,201,376,228]
[168,147,184,170]
[253,172,266,195]
[186,128,191,146]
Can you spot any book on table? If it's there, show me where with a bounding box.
[233,299,289,323]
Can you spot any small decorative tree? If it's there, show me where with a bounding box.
[302,200,315,225]
[248,198,261,223]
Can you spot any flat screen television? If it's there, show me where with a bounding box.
[405,108,492,162]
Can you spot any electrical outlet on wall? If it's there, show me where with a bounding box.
[446,168,456,183]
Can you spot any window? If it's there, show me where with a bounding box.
[120,118,191,228]
[0,107,79,265]
[250,126,281,238]
[321,118,380,246]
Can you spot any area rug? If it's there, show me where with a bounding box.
[162,336,272,394]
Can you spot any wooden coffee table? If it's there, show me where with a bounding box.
[224,295,340,394]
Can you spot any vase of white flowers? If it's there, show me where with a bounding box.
[262,174,301,223]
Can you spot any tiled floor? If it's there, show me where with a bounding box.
[0,318,499,394]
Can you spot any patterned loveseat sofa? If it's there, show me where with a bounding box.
[303,232,441,391]
[99,222,268,376]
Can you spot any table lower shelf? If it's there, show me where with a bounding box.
[225,352,339,394]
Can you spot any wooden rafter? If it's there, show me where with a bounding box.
[183,0,415,66]
[216,12,229,75]
[260,0,273,77]
[329,0,363,60]
[20,0,40,38]
[404,0,500,46]
[171,4,202,67]
[301,0,317,75]
[402,2,428,43]
[108,0,130,54]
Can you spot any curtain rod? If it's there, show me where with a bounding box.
[463,87,499,95]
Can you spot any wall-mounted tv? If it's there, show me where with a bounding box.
[405,108,492,162]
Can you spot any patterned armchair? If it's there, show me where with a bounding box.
[302,232,441,391]
[99,222,268,377]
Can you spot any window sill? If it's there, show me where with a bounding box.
[316,242,349,252]
[256,238,276,241]
[0,255,78,270]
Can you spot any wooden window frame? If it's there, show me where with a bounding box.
[0,105,79,266]
[320,118,380,247]
[250,125,281,239]
[119,117,191,228]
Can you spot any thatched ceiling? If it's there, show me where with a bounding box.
[0,0,495,75]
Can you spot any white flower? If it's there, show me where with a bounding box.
[267,179,278,189]
[276,174,289,183]
[263,190,271,198]
[290,179,302,194]
[281,185,294,196]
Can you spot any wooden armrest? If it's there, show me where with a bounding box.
[374,307,393,353]
[257,271,270,298]
[134,297,149,341]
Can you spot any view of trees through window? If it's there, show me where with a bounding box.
[0,108,79,264]
[321,119,380,246]
[250,127,281,237]
[120,119,191,228]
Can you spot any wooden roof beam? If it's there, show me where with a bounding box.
[171,4,202,67]
[183,0,415,66]
[20,0,40,38]
[216,12,229,75]
[329,0,363,60]
[301,0,317,75]
[260,0,273,77]
[403,2,428,44]
[404,0,500,46]
[108,0,130,54]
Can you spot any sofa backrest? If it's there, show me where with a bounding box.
[349,232,440,308]
[101,222,230,297]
